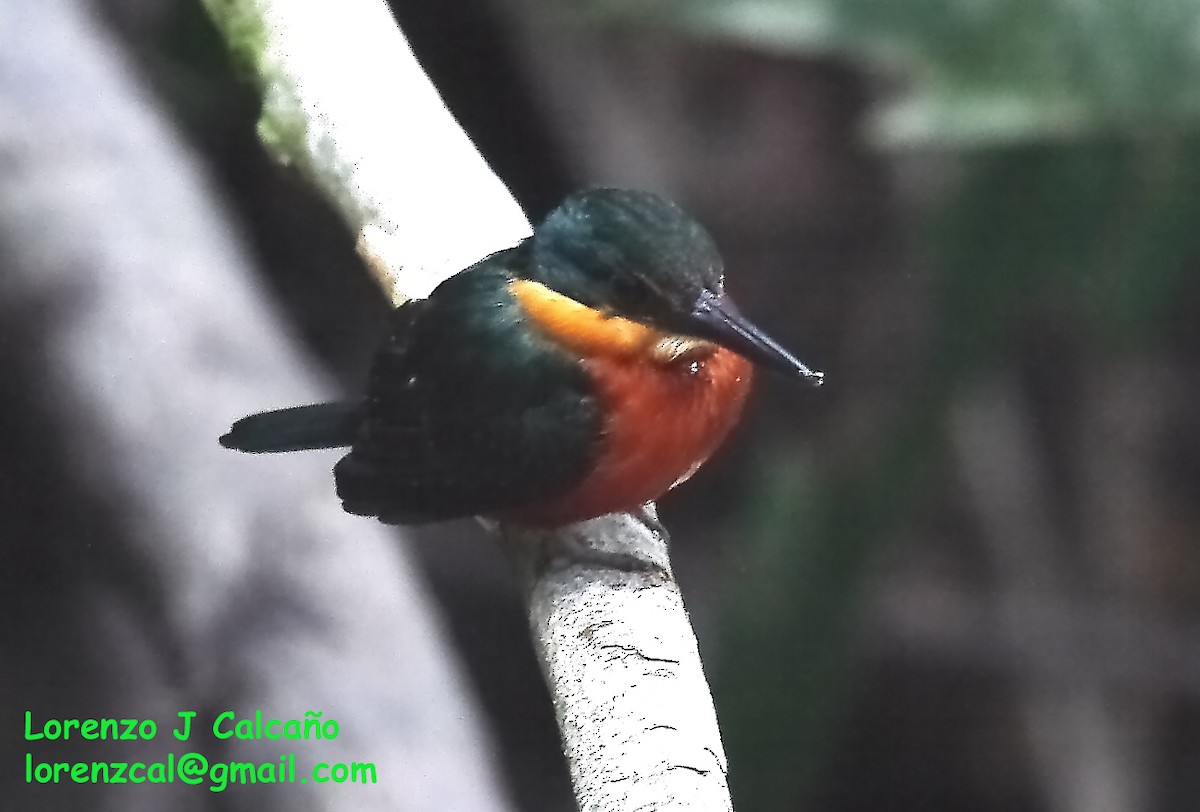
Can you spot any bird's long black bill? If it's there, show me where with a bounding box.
[688,291,824,385]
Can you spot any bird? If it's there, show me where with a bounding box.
[220,188,822,528]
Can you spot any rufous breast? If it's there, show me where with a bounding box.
[505,279,753,526]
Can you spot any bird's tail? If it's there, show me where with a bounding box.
[220,402,360,453]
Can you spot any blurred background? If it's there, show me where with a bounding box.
[4,0,1200,810]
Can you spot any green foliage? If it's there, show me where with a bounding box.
[932,139,1200,366]
[573,0,1200,147]
[198,0,311,168]
[199,0,269,78]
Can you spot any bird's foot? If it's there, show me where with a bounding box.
[532,507,671,579]
[634,502,671,542]
[542,532,668,578]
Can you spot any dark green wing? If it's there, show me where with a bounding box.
[334,249,600,524]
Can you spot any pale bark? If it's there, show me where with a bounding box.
[512,512,732,812]
[203,0,533,303]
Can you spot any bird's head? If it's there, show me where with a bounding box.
[529,188,823,384]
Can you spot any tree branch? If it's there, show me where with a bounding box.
[511,513,732,811]
[199,2,736,809]
[203,0,533,303]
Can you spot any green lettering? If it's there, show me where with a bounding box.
[230,762,257,784]
[174,711,195,740]
[212,711,235,739]
[209,763,228,793]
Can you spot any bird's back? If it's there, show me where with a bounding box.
[334,251,601,524]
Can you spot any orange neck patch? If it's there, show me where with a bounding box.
[502,278,754,527]
[511,278,685,361]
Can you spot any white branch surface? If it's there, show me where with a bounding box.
[516,513,732,811]
[200,2,737,810]
[206,0,533,302]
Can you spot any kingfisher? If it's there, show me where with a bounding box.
[221,188,822,528]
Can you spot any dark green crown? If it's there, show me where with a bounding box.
[529,188,724,328]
